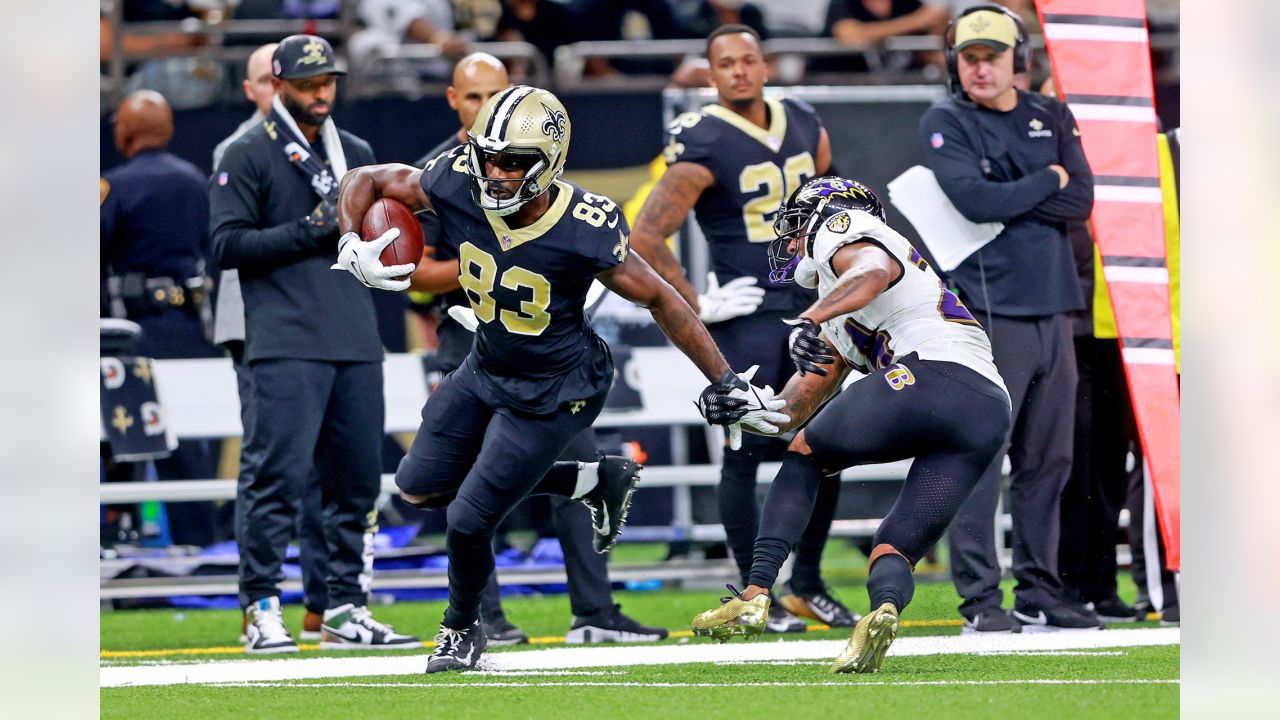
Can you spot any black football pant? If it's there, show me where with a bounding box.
[749,356,1009,599]
[237,359,382,610]
[395,357,608,628]
[231,345,329,614]
[711,313,840,592]
[480,430,614,620]
[949,314,1076,615]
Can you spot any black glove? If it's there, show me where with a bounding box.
[304,197,339,240]
[784,317,836,377]
[695,369,750,426]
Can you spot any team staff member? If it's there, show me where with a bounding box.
[631,24,854,631]
[211,42,333,646]
[408,53,668,647]
[101,89,220,547]
[210,35,419,654]
[919,5,1100,632]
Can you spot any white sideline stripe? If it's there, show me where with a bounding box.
[1095,186,1163,203]
[100,628,1179,688]
[1068,104,1156,122]
[1104,266,1169,284]
[1123,348,1177,365]
[1042,24,1149,43]
[204,679,1178,689]
[977,650,1126,657]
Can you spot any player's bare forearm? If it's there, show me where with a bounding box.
[649,289,732,381]
[802,243,895,323]
[337,163,430,235]
[599,251,730,382]
[768,362,848,434]
[408,249,461,294]
[630,163,713,308]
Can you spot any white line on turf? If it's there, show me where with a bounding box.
[100,628,1179,688]
[203,679,1179,689]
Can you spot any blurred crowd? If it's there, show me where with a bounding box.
[102,0,1179,106]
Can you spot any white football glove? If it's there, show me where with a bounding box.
[447,305,480,332]
[726,365,790,450]
[697,272,765,324]
[331,229,416,292]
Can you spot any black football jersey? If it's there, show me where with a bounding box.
[419,145,628,413]
[664,96,824,315]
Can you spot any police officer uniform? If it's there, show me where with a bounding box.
[919,7,1096,627]
[101,146,221,546]
[209,38,383,617]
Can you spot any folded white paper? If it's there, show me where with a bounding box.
[887,165,1004,272]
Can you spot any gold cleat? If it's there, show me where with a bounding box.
[830,602,899,674]
[691,586,770,643]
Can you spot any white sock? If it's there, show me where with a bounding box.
[570,461,600,499]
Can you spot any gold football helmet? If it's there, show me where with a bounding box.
[466,85,571,216]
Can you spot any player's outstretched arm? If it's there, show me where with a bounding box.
[336,163,432,236]
[597,250,730,382]
[629,162,714,310]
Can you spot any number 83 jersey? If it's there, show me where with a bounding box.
[420,145,628,413]
[665,96,823,316]
[806,209,1009,404]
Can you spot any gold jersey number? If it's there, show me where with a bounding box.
[459,242,552,336]
[738,152,815,243]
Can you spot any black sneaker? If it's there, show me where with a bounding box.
[765,592,807,633]
[1159,604,1179,626]
[780,583,860,627]
[1012,600,1106,631]
[424,620,487,673]
[580,456,642,553]
[1087,597,1139,624]
[566,604,669,643]
[961,606,1023,634]
[484,615,530,646]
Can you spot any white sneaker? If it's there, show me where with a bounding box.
[244,597,299,654]
[320,604,421,650]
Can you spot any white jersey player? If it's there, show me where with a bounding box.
[795,187,1007,400]
[691,177,1011,676]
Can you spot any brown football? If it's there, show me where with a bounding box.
[361,198,425,279]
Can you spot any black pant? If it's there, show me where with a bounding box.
[1059,337,1132,603]
[236,359,382,609]
[396,357,608,624]
[710,313,839,589]
[948,313,1077,614]
[231,345,330,614]
[804,356,1010,564]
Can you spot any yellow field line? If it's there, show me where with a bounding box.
[100,618,966,659]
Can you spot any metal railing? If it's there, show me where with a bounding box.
[350,41,551,100]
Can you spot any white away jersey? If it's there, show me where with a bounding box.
[805,209,1009,402]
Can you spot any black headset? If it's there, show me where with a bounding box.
[944,4,1030,92]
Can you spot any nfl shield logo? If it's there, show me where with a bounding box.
[500,235,513,249]
[930,132,944,149]
[217,172,229,186]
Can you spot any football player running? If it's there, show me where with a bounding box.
[691,177,1012,674]
[334,86,787,673]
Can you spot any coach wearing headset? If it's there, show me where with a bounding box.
[918,5,1101,632]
